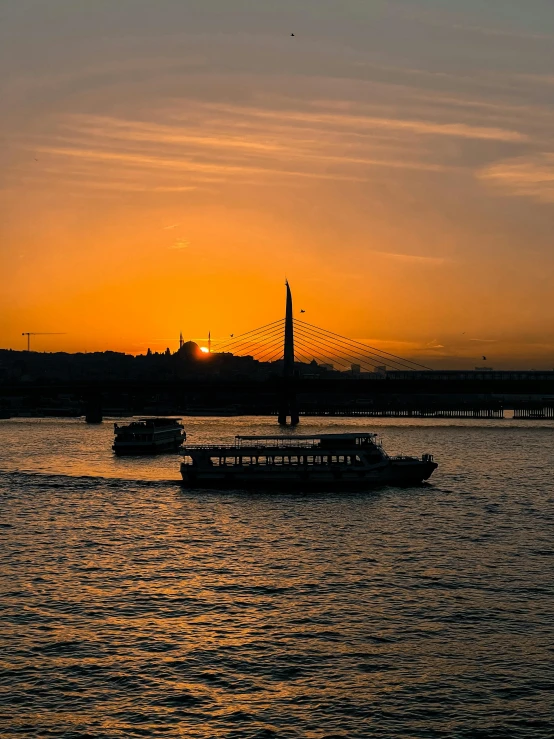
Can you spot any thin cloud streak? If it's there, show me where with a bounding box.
[18,88,503,196]
[12,69,546,201]
[34,145,377,183]
[479,153,554,203]
[170,238,190,250]
[372,251,450,265]
[178,102,527,143]
[44,127,449,173]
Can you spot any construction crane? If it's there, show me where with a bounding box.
[22,332,66,352]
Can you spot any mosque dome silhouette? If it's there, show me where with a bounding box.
[177,340,202,360]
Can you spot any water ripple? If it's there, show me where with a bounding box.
[1,418,553,737]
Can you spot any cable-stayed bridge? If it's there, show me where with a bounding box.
[210,281,435,423]
[211,317,431,374]
[1,283,554,422]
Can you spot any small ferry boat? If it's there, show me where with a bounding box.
[113,418,186,456]
[180,432,437,489]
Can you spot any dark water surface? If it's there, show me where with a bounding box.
[1,417,553,738]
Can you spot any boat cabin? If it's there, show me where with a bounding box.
[182,433,387,469]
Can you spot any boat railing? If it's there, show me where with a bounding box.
[183,444,240,451]
[238,439,323,449]
[184,440,325,451]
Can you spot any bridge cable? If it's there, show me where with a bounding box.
[249,337,286,362]
[294,331,382,371]
[211,318,284,352]
[213,323,284,355]
[212,317,283,346]
[221,332,284,358]
[230,331,285,359]
[293,334,386,374]
[295,318,433,371]
[294,322,425,371]
[294,325,399,371]
[293,335,355,372]
[294,349,316,365]
[294,322,422,371]
[212,324,284,355]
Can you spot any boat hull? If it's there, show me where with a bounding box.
[180,460,437,489]
[113,439,184,456]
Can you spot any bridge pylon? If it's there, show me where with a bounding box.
[278,281,299,425]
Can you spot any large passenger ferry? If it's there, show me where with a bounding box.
[113,418,185,455]
[180,432,437,489]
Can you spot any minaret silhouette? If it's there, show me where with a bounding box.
[179,331,184,350]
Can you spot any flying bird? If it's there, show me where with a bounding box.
[482,356,487,361]
[291,33,295,36]
[230,334,234,338]
[300,309,305,313]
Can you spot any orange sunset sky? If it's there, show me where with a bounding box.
[1,0,554,368]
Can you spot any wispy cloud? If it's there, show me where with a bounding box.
[425,339,445,349]
[372,251,450,265]
[479,153,554,203]
[14,79,531,198]
[186,102,527,143]
[170,238,190,250]
[10,62,543,208]
[408,12,554,43]
[33,144,378,184]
